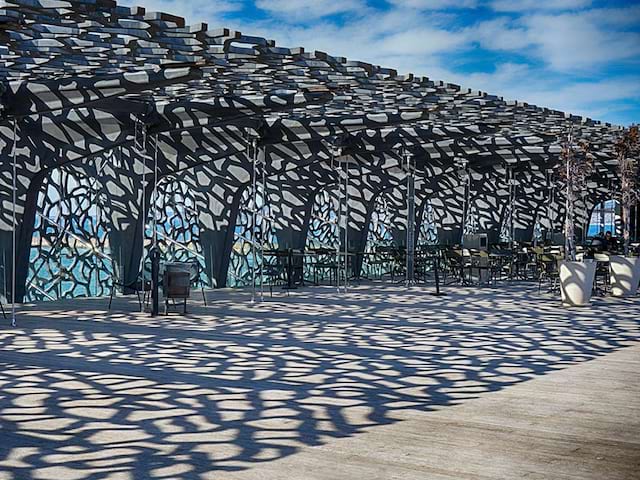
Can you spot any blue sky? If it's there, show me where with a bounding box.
[123,0,640,126]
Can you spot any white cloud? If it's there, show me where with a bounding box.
[523,12,640,71]
[119,0,241,25]
[377,27,469,56]
[473,18,529,51]
[465,7,640,72]
[490,0,592,12]
[433,62,639,125]
[255,0,368,21]
[388,0,478,9]
[239,7,470,60]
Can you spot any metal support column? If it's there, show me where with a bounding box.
[135,120,148,312]
[508,167,516,246]
[458,158,470,245]
[329,141,344,293]
[343,155,349,294]
[260,145,266,302]
[404,150,416,287]
[150,134,160,317]
[546,168,554,241]
[10,118,17,327]
[250,135,258,303]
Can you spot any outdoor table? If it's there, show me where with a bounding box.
[364,250,395,280]
[462,250,491,285]
[305,248,337,285]
[489,251,513,280]
[263,249,296,289]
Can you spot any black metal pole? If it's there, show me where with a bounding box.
[430,251,446,296]
[150,246,160,316]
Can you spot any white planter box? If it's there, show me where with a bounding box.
[559,260,597,307]
[609,256,640,297]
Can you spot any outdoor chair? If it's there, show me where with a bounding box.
[188,261,208,306]
[262,258,290,297]
[537,254,561,294]
[313,259,339,285]
[367,248,393,280]
[469,250,502,286]
[163,263,191,314]
[291,249,306,287]
[442,248,468,284]
[593,253,610,296]
[108,269,152,311]
[524,247,544,279]
[389,248,407,282]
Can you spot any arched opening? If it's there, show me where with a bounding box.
[228,184,277,287]
[27,166,113,301]
[145,177,209,286]
[306,188,339,251]
[366,192,395,251]
[588,199,621,238]
[417,199,438,246]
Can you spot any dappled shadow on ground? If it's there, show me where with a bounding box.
[0,283,639,479]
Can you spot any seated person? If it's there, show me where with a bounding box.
[602,231,619,252]
[590,235,604,251]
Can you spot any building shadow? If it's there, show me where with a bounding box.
[0,283,638,479]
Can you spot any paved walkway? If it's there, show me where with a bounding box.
[0,283,638,479]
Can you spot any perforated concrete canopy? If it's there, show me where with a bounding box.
[0,0,630,300]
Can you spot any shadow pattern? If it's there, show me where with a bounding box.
[0,284,639,479]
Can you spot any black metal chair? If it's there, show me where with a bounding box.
[593,253,610,296]
[262,260,290,297]
[537,254,561,294]
[188,261,208,306]
[108,269,151,311]
[443,248,468,284]
[163,264,191,314]
[471,250,502,286]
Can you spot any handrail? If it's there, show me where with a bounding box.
[26,279,57,301]
[232,231,277,253]
[153,229,205,260]
[35,212,113,262]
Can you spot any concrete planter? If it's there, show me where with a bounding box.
[559,260,597,307]
[609,256,640,297]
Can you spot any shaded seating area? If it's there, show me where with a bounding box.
[0,2,639,480]
[2,0,637,316]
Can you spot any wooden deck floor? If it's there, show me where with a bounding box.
[0,283,638,479]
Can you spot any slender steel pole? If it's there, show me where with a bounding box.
[338,154,344,293]
[547,169,553,240]
[57,168,63,300]
[94,156,101,296]
[3,249,6,303]
[140,123,147,276]
[11,118,17,327]
[461,165,469,245]
[405,151,416,287]
[260,145,265,302]
[153,135,159,248]
[344,156,349,293]
[509,168,515,246]
[333,146,340,293]
[139,123,147,312]
[149,134,160,317]
[251,137,257,303]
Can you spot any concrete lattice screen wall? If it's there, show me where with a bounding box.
[0,0,633,304]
